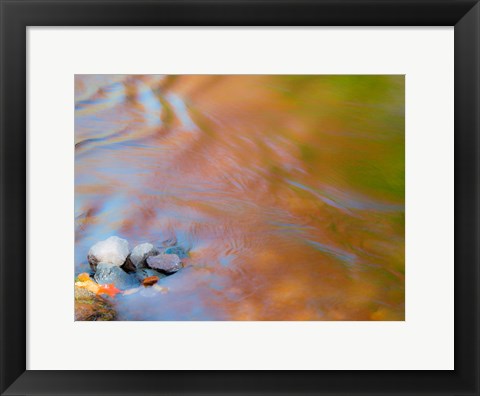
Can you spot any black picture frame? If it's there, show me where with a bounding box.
[1,1,478,395]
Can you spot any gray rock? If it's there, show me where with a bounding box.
[94,262,139,290]
[88,236,130,271]
[146,254,183,274]
[135,268,166,282]
[130,243,159,268]
[164,246,189,259]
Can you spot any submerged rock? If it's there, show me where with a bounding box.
[164,246,189,259]
[130,243,159,268]
[159,237,177,248]
[146,254,183,274]
[135,268,166,282]
[74,285,115,321]
[94,262,139,290]
[88,236,130,271]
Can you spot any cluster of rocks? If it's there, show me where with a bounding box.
[87,235,188,290]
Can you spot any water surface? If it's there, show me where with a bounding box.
[75,75,405,320]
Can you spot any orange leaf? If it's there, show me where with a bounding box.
[78,273,91,282]
[97,283,121,298]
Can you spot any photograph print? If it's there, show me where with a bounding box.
[74,75,405,321]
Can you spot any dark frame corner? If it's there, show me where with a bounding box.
[1,1,479,395]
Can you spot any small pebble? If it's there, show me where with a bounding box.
[142,276,159,287]
[164,246,189,259]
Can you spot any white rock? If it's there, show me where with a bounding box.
[88,236,130,270]
[130,243,158,268]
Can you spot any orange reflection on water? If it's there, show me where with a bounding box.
[75,75,404,320]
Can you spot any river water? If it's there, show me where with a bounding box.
[75,75,404,320]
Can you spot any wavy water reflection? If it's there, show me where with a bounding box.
[75,75,405,320]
